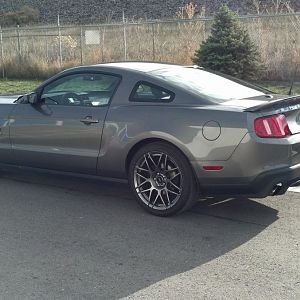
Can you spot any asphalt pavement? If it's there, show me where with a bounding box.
[0,169,299,300]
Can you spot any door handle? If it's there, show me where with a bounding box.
[80,116,99,125]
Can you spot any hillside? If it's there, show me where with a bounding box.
[0,0,299,25]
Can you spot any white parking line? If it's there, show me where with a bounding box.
[288,186,300,193]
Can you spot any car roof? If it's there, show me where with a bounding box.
[62,62,203,78]
[38,62,200,93]
[92,62,186,73]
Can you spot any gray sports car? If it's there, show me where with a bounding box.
[1,62,300,216]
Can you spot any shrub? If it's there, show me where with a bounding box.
[193,5,262,80]
[0,6,40,27]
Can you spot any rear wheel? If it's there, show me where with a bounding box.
[128,142,198,216]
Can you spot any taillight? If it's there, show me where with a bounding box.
[254,114,291,138]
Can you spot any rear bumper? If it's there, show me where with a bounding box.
[198,163,300,198]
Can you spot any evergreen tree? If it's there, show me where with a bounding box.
[193,5,261,79]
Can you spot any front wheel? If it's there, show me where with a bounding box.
[128,142,198,216]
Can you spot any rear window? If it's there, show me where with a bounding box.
[150,67,266,103]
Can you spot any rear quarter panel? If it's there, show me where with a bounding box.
[98,104,248,179]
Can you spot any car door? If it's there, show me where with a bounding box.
[9,72,121,174]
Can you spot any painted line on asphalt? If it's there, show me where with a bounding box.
[288,186,300,193]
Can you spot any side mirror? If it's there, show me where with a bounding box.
[26,92,39,104]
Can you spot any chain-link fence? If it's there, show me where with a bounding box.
[0,13,300,80]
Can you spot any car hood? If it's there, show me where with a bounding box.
[0,95,21,104]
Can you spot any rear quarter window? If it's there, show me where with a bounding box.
[129,81,175,103]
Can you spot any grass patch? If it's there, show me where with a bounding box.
[257,81,300,95]
[0,79,41,95]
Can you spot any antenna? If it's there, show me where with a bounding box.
[288,62,299,96]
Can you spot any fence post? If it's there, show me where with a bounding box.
[203,19,207,41]
[123,11,127,61]
[151,23,155,61]
[0,26,4,78]
[102,27,105,62]
[45,35,49,63]
[80,26,83,65]
[57,15,63,68]
[98,26,102,62]
[17,25,21,63]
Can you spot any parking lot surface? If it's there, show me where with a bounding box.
[0,169,299,300]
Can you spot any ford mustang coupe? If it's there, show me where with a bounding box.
[1,62,300,216]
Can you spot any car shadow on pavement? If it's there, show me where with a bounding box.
[0,170,279,299]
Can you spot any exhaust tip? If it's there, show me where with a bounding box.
[271,183,283,196]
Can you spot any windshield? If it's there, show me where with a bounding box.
[150,67,266,103]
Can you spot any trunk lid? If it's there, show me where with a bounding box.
[244,95,300,113]
[244,95,300,135]
[222,94,300,135]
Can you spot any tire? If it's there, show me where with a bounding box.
[128,142,198,216]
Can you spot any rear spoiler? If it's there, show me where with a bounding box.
[244,96,300,113]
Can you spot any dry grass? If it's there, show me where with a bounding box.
[0,10,299,80]
[2,56,61,79]
[243,2,300,81]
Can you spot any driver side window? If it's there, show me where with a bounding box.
[41,73,120,107]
